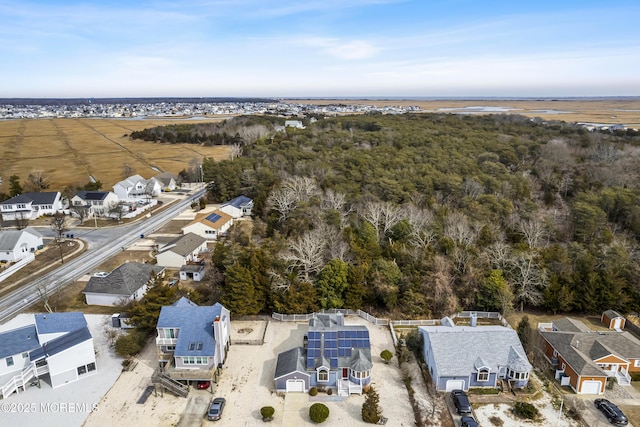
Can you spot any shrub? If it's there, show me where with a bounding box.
[380,349,393,364]
[488,415,504,426]
[326,388,333,395]
[362,387,381,423]
[260,406,275,420]
[309,403,329,423]
[114,329,147,357]
[309,386,318,396]
[513,401,539,420]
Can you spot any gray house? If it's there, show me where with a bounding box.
[275,313,372,395]
[82,262,165,306]
[419,317,532,392]
[156,297,230,382]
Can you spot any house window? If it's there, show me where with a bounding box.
[78,365,87,375]
[164,328,176,339]
[635,360,640,368]
[553,349,558,357]
[478,369,489,382]
[561,363,566,371]
[318,369,329,382]
[87,362,96,372]
[6,356,14,367]
[22,352,28,358]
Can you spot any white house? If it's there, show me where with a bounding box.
[82,262,165,306]
[0,312,96,398]
[219,196,253,218]
[155,233,208,268]
[0,227,44,262]
[156,297,230,381]
[154,172,179,192]
[284,120,305,129]
[182,210,234,241]
[0,192,64,221]
[113,174,161,202]
[71,190,119,217]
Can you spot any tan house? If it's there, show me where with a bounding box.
[181,210,233,241]
[539,318,640,394]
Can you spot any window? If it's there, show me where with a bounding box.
[561,363,566,371]
[164,328,176,339]
[553,349,558,357]
[318,369,329,382]
[87,363,96,372]
[635,360,640,368]
[22,352,29,358]
[78,365,87,375]
[6,356,14,367]
[477,369,489,382]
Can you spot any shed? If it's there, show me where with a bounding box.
[601,310,625,330]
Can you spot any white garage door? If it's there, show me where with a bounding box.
[581,380,602,395]
[445,380,465,392]
[286,379,305,393]
[613,318,622,329]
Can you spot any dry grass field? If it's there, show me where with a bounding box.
[285,98,640,127]
[0,117,230,194]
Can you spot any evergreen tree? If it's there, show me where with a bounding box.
[221,263,261,315]
[128,273,177,332]
[316,259,349,309]
[361,387,381,423]
[9,175,22,197]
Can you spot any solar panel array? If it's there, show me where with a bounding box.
[306,329,370,369]
[205,213,221,223]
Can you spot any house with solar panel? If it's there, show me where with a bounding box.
[71,190,119,217]
[419,317,532,392]
[219,195,253,218]
[181,210,234,241]
[274,313,372,395]
[156,297,231,384]
[155,233,208,268]
[0,312,96,399]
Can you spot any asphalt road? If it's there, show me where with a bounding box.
[0,186,206,323]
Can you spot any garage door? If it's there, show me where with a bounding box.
[581,380,602,395]
[613,318,622,329]
[286,379,305,393]
[445,380,465,392]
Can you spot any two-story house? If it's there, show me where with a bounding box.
[219,196,253,219]
[0,192,64,221]
[113,175,161,202]
[71,190,119,217]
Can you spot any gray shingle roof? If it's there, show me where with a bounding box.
[0,325,40,359]
[552,317,592,332]
[82,262,164,296]
[35,312,87,335]
[1,192,59,206]
[603,310,624,320]
[158,232,206,256]
[350,349,373,371]
[29,326,92,362]
[157,300,226,357]
[540,330,640,376]
[0,227,43,251]
[275,347,308,379]
[420,325,532,377]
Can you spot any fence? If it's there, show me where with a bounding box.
[0,253,35,283]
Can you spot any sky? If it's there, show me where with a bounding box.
[1,0,639,98]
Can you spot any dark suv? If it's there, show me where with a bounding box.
[594,398,628,425]
[461,416,479,427]
[451,389,472,415]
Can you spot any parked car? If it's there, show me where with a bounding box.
[207,397,226,421]
[197,380,210,390]
[461,416,479,427]
[451,389,472,415]
[594,398,628,425]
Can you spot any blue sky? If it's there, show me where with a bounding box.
[1,0,639,98]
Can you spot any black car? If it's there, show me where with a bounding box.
[594,398,628,426]
[451,389,472,415]
[461,416,479,427]
[207,397,226,421]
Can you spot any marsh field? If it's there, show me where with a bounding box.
[286,98,640,127]
[0,117,230,193]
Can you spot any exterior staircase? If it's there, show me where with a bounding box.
[152,369,189,397]
[1,363,37,399]
[616,368,631,386]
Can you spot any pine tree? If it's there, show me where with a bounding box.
[221,263,261,315]
[362,387,381,423]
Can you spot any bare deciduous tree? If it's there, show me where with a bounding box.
[27,170,50,192]
[508,253,548,311]
[107,201,126,222]
[404,204,436,248]
[321,189,347,211]
[267,186,297,222]
[122,163,135,179]
[484,242,513,270]
[14,212,30,230]
[517,217,548,249]
[37,280,62,313]
[282,229,326,281]
[70,205,90,225]
[229,144,243,160]
[461,178,484,200]
[51,212,68,263]
[360,200,402,240]
[443,211,476,247]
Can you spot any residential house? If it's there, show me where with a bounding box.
[179,264,205,282]
[181,210,234,241]
[419,317,532,392]
[284,120,305,129]
[539,317,640,394]
[0,192,64,221]
[156,297,230,382]
[0,227,44,262]
[0,312,96,398]
[70,190,119,217]
[602,310,626,330]
[155,233,207,268]
[219,196,253,218]
[113,174,161,202]
[154,172,179,192]
[275,313,372,395]
[82,262,165,306]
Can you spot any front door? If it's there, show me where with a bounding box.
[342,368,349,379]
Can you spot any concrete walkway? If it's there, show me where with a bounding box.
[282,393,310,427]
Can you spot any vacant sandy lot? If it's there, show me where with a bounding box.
[83,316,417,427]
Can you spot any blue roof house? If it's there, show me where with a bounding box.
[0,312,96,398]
[419,317,532,392]
[219,195,253,218]
[274,313,372,395]
[156,297,231,382]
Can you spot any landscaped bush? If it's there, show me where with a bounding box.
[326,388,333,396]
[309,386,318,396]
[513,401,539,420]
[309,403,329,423]
[260,406,275,421]
[380,349,394,364]
[114,329,147,357]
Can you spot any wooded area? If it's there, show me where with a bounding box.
[143,113,640,318]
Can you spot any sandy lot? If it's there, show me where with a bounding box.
[83,316,417,427]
